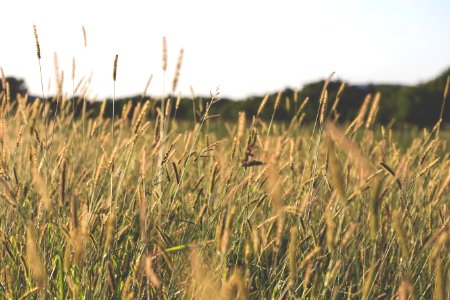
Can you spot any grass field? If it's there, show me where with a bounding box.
[0,33,449,299]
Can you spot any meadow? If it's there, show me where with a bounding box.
[0,29,449,299]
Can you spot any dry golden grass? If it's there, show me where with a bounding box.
[0,31,448,299]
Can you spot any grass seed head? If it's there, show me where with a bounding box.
[172,48,184,92]
[26,224,47,296]
[162,36,167,71]
[113,54,118,81]
[33,24,41,59]
[288,227,298,286]
[82,25,87,47]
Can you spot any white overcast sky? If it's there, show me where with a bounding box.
[0,0,449,99]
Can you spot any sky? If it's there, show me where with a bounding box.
[0,0,449,99]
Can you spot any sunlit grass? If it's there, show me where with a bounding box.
[0,30,448,299]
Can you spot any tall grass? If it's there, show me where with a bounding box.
[0,31,448,300]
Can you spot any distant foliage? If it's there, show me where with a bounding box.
[4,67,450,126]
[0,77,28,98]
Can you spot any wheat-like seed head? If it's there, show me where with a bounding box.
[326,121,375,177]
[121,276,134,300]
[172,48,184,92]
[162,36,167,72]
[369,176,383,240]
[319,72,335,105]
[82,26,87,47]
[237,111,246,140]
[320,89,328,125]
[293,88,298,103]
[32,164,51,211]
[289,138,295,170]
[113,55,118,81]
[175,93,181,111]
[398,277,416,300]
[275,212,285,253]
[341,223,358,248]
[327,137,346,200]
[325,200,336,253]
[208,161,219,195]
[392,210,410,260]
[288,227,297,286]
[143,255,161,290]
[53,52,60,85]
[33,24,41,59]
[362,262,377,300]
[26,224,47,296]
[133,100,150,133]
[165,97,171,118]
[0,67,6,90]
[434,257,445,300]
[300,247,321,269]
[302,263,313,292]
[257,95,269,117]
[274,91,282,110]
[5,82,10,106]
[366,92,381,128]
[105,261,117,293]
[57,70,64,98]
[285,96,291,111]
[356,94,371,125]
[72,57,76,81]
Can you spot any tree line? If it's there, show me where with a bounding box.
[1,67,449,126]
